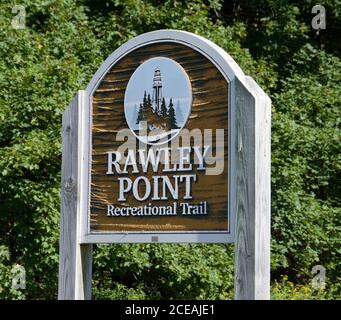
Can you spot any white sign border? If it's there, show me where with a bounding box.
[79,30,243,243]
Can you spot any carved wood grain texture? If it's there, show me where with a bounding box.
[90,42,229,232]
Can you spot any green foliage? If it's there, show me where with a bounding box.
[0,0,340,299]
[271,276,339,300]
[0,246,25,299]
[92,244,234,300]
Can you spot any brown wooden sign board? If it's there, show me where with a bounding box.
[90,42,229,235]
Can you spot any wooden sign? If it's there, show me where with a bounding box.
[88,41,230,242]
[59,30,271,300]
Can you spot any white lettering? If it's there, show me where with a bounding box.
[106,151,121,174]
[118,177,132,201]
[133,176,151,201]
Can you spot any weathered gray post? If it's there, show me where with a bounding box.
[233,77,271,300]
[58,91,92,300]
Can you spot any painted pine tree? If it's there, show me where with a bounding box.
[157,97,167,130]
[136,91,148,127]
[167,98,178,129]
[146,93,158,131]
[160,97,167,117]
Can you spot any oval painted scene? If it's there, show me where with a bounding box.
[124,57,192,145]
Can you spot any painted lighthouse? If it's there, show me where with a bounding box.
[152,67,162,114]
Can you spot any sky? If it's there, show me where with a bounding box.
[124,57,192,130]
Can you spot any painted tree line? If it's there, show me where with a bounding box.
[136,91,179,132]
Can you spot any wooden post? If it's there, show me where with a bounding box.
[58,91,92,300]
[234,76,271,300]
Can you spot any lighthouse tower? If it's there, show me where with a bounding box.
[152,67,162,115]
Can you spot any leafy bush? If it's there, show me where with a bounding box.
[271,276,340,300]
[0,246,25,299]
[92,244,234,300]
